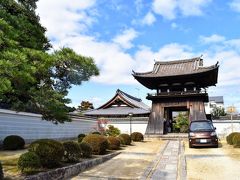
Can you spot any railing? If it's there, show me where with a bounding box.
[147,90,207,97]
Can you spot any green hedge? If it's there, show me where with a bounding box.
[0,161,4,180]
[232,133,240,148]
[82,134,108,155]
[18,152,41,173]
[107,136,120,150]
[63,141,81,162]
[119,134,131,145]
[226,132,240,145]
[131,132,144,142]
[28,139,64,168]
[3,135,25,150]
[78,134,86,143]
[79,142,92,158]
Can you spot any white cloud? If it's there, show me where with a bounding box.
[112,28,139,49]
[152,0,177,20]
[152,0,211,20]
[171,22,178,29]
[36,1,240,110]
[178,0,211,16]
[199,34,226,44]
[229,0,240,12]
[142,12,156,25]
[36,0,97,40]
[54,34,136,85]
[135,0,144,14]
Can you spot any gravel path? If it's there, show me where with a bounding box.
[71,140,165,180]
[185,141,240,180]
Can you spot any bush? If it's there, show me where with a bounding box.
[232,133,240,148]
[17,152,41,173]
[105,125,121,137]
[0,161,4,180]
[116,136,125,145]
[119,134,131,145]
[79,142,92,158]
[3,135,25,150]
[131,132,144,142]
[180,125,189,133]
[63,141,81,162]
[226,132,240,145]
[173,113,189,133]
[82,134,109,155]
[91,131,101,135]
[28,139,64,168]
[78,134,86,143]
[107,136,120,150]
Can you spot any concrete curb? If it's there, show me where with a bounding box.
[140,140,169,180]
[178,141,187,180]
[24,151,121,180]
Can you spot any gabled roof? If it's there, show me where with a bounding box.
[97,89,150,110]
[84,89,150,116]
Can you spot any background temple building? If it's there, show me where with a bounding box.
[133,57,219,135]
[84,89,150,134]
[84,89,150,118]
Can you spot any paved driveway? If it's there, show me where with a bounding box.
[72,140,165,179]
[185,141,240,180]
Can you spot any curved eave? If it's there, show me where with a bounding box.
[97,92,138,109]
[133,65,219,89]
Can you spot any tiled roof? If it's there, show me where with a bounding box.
[83,89,150,116]
[133,57,219,77]
[117,89,150,110]
[84,106,149,116]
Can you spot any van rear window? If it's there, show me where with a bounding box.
[190,121,214,131]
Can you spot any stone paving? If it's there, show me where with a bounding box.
[148,140,180,180]
[71,140,165,180]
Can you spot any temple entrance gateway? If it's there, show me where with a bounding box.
[164,106,189,134]
[133,57,219,135]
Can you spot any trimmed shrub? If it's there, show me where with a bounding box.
[63,141,81,162]
[17,152,41,173]
[131,132,144,142]
[116,136,125,145]
[78,134,86,143]
[91,131,101,135]
[232,133,240,148]
[28,139,64,168]
[3,135,25,150]
[226,132,240,145]
[107,136,120,150]
[105,125,121,137]
[0,161,4,180]
[119,134,131,145]
[82,134,108,155]
[79,142,92,158]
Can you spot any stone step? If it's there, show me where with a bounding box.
[145,133,188,140]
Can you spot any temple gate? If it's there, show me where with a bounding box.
[133,57,219,134]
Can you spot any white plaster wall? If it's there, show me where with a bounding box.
[213,120,240,139]
[0,109,97,143]
[106,117,149,135]
[109,123,148,134]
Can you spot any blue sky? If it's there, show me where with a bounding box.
[36,0,240,111]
